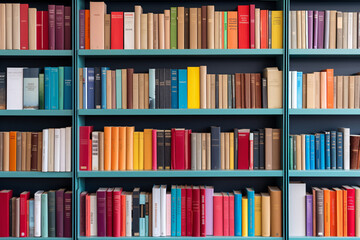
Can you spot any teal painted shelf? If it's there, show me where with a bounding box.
[289,170,360,177]
[0,110,73,116]
[289,238,358,240]
[4,238,71,240]
[0,172,72,178]
[289,49,360,56]
[289,109,360,115]
[78,237,282,240]
[0,50,72,56]
[78,109,283,116]
[77,170,283,178]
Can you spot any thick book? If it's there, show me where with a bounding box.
[64,7,71,50]
[55,5,64,50]
[0,190,13,237]
[289,182,306,236]
[64,191,72,237]
[79,126,93,171]
[111,12,124,49]
[56,189,65,237]
[96,188,107,236]
[90,2,106,49]
[238,5,250,48]
[23,68,39,109]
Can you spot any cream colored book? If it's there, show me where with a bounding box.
[197,8,202,49]
[219,11,222,49]
[206,75,211,108]
[5,4,12,49]
[301,134,305,170]
[329,11,337,49]
[3,132,9,171]
[261,193,271,237]
[0,4,5,49]
[133,73,139,109]
[343,12,348,49]
[140,13,148,49]
[220,133,225,169]
[211,74,215,108]
[48,128,54,172]
[134,5,142,49]
[291,11,297,49]
[218,75,223,109]
[158,13,165,49]
[353,12,358,49]
[296,11,302,49]
[320,71,327,108]
[138,73,145,109]
[147,13,153,49]
[301,11,306,49]
[337,12,343,48]
[153,14,158,49]
[343,76,349,108]
[201,133,206,170]
[164,10,170,49]
[200,66,207,109]
[348,12,353,49]
[121,69,127,109]
[207,6,215,49]
[206,133,211,170]
[349,76,355,109]
[189,8,197,49]
[355,76,360,108]
[337,76,343,108]
[12,3,20,50]
[314,72,320,108]
[98,132,104,171]
[255,8,260,49]
[223,74,228,109]
[177,7,184,49]
[90,1,106,49]
[306,73,315,109]
[214,11,220,49]
[264,67,283,108]
[144,73,149,109]
[29,8,37,50]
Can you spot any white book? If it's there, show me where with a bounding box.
[6,68,23,109]
[291,71,297,109]
[83,68,87,109]
[48,128,54,172]
[338,127,350,170]
[12,3,20,49]
[124,12,135,49]
[65,127,71,172]
[54,128,61,172]
[166,193,171,236]
[289,11,291,47]
[289,71,292,108]
[16,197,20,237]
[196,133,201,170]
[348,12,353,49]
[92,131,99,171]
[90,194,97,236]
[125,193,132,236]
[353,12,358,49]
[152,185,161,237]
[34,190,44,237]
[305,11,308,49]
[5,4,12,49]
[324,11,330,49]
[60,128,66,172]
[160,185,167,236]
[0,4,5,50]
[42,129,48,172]
[289,182,306,236]
[191,133,196,170]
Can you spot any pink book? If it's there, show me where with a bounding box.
[213,193,223,236]
[166,193,171,236]
[229,193,235,236]
[249,133,254,170]
[250,4,255,49]
[205,186,213,236]
[152,129,157,170]
[223,193,229,236]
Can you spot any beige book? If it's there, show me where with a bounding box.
[133,73,139,109]
[223,74,228,109]
[164,10,170,49]
[302,74,307,108]
[106,70,112,109]
[296,11,302,49]
[3,132,9,171]
[355,76,360,108]
[343,76,349,108]
[343,12,348,49]
[314,72,320,108]
[334,75,337,108]
[290,11,297,49]
[90,1,106,49]
[296,135,301,170]
[229,132,234,169]
[138,73,145,109]
[189,8,197,49]
[214,11,220,49]
[301,11,306,49]
[337,76,343,108]
[353,12,358,49]
[48,128,54,172]
[255,8,260,49]
[219,11,222,49]
[264,67,283,108]
[337,12,343,48]
[261,192,271,237]
[147,13,153,49]
[219,75,223,109]
[144,73,149,109]
[206,75,211,109]
[29,8,37,50]
[301,134,305,170]
[98,132,104,171]
[104,14,110,49]
[206,133,211,170]
[6,4,12,49]
[211,74,215,108]
[158,14,165,49]
[329,10,337,49]
[0,4,5,49]
[140,14,148,49]
[197,8,202,49]
[306,73,315,109]
[177,7,185,49]
[207,6,215,49]
[220,132,225,170]
[26,132,31,171]
[200,66,207,109]
[201,133,206,170]
[21,132,26,171]
[349,76,355,109]
[320,71,327,108]
[134,5,142,49]
[153,14,158,49]
[12,3,20,50]
[121,69,127,109]
[37,132,42,171]
[225,132,230,170]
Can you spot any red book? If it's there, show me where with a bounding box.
[249,133,254,170]
[64,6,71,50]
[26,200,29,235]
[42,11,49,50]
[120,193,126,236]
[111,12,124,49]
[152,129,157,170]
[237,5,250,49]
[181,187,187,236]
[20,4,29,50]
[20,191,30,237]
[79,126,94,171]
[80,191,87,236]
[171,129,176,170]
[238,130,250,169]
[172,129,185,169]
[0,190,13,237]
[85,194,90,236]
[113,188,122,237]
[192,186,201,237]
[186,186,193,236]
[184,129,191,170]
[37,12,43,50]
[249,4,255,49]
[344,186,355,236]
[229,193,235,236]
[213,193,224,236]
[223,193,229,236]
[260,10,268,49]
[106,188,113,236]
[200,186,206,237]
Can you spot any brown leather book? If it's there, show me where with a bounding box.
[272,129,281,170]
[200,66,207,109]
[268,186,282,237]
[21,132,26,171]
[265,128,273,170]
[197,8,202,49]
[140,13,148,49]
[26,132,31,171]
[37,132,42,171]
[207,6,215,49]
[145,73,149,109]
[127,68,134,109]
[153,14,159,49]
[314,72,321,108]
[206,74,211,108]
[343,76,349,109]
[302,74,307,108]
[235,73,241,108]
[111,70,116,109]
[164,10,170,49]
[189,8,197,49]
[240,73,245,108]
[147,13,153,49]
[133,73,139,109]
[255,73,262,108]
[90,2,106,49]
[211,74,215,108]
[337,76,343,109]
[201,6,207,49]
[138,73,145,109]
[31,132,38,171]
[104,14,111,49]
[177,7,185,49]
[106,70,112,109]
[350,135,360,169]
[121,69,127,109]
[349,76,355,109]
[307,73,315,109]
[184,8,189,49]
[245,73,251,108]
[222,74,228,109]
[250,74,256,108]
[158,14,164,49]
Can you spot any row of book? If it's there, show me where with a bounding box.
[0,4,71,50]
[290,182,360,237]
[0,127,72,172]
[0,189,72,237]
[289,10,360,49]
[79,126,282,171]
[79,66,283,110]
[289,128,349,170]
[0,67,72,110]
[80,3,283,50]
[289,70,360,109]
[80,185,282,237]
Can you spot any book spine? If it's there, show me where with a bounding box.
[337,132,343,169]
[171,69,178,108]
[306,195,313,236]
[64,192,72,237]
[55,5,64,50]
[331,131,337,169]
[64,7,71,50]
[56,190,64,237]
[79,10,85,49]
[211,126,221,170]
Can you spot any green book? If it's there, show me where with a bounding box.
[289,135,293,170]
[170,7,177,49]
[224,12,228,49]
[58,67,64,110]
[39,73,45,109]
[48,190,56,237]
[116,69,122,109]
[41,192,48,237]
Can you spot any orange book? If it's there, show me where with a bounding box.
[323,188,331,236]
[330,190,337,236]
[334,188,343,236]
[260,10,268,49]
[104,127,111,171]
[322,69,334,109]
[119,127,126,170]
[343,189,347,237]
[9,131,17,171]
[85,194,90,236]
[227,11,237,49]
[143,129,153,170]
[111,127,119,170]
[121,193,126,236]
[85,10,90,49]
[126,127,134,170]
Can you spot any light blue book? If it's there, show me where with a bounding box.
[297,72,303,109]
[247,188,255,236]
[139,193,145,237]
[176,186,181,236]
[171,185,177,236]
[320,133,325,169]
[41,193,48,237]
[29,199,34,237]
[101,67,109,109]
[310,135,315,170]
[325,131,331,169]
[305,135,310,170]
[315,134,321,169]
[178,69,187,109]
[64,67,72,110]
[44,67,51,110]
[50,67,59,110]
[83,67,87,109]
[145,215,149,236]
[116,69,122,109]
[149,69,156,109]
[171,69,178,109]
[58,67,64,110]
[234,190,242,236]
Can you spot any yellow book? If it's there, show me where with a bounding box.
[242,197,248,236]
[187,67,200,108]
[133,132,139,170]
[138,132,144,170]
[271,11,283,49]
[255,194,262,236]
[126,127,134,170]
[229,132,234,170]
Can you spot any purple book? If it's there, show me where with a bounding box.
[205,187,214,235]
[318,11,325,49]
[64,191,72,237]
[48,5,56,50]
[79,10,85,49]
[313,11,319,49]
[96,188,107,237]
[56,189,65,237]
[306,194,313,236]
[55,5,64,50]
[308,11,314,49]
[64,6,71,50]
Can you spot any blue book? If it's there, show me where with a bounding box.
[116,69,122,109]
[145,215,149,237]
[310,135,315,170]
[83,67,87,109]
[337,131,343,169]
[64,67,72,110]
[330,131,337,169]
[101,67,109,109]
[50,67,59,110]
[149,69,156,109]
[44,67,51,110]
[87,68,95,109]
[305,135,310,170]
[315,134,320,169]
[247,188,255,236]
[234,190,242,236]
[171,69,178,108]
[29,199,34,237]
[176,186,181,236]
[324,131,331,169]
[178,69,187,109]
[139,193,146,237]
[297,72,303,109]
[171,185,177,236]
[320,134,325,169]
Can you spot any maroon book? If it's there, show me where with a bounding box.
[56,189,65,237]
[64,191,72,237]
[36,12,43,50]
[96,188,107,237]
[55,5,64,50]
[64,6,71,50]
[79,10,85,49]
[192,187,201,237]
[186,187,193,236]
[79,191,87,236]
[106,189,113,236]
[42,11,49,50]
[48,5,56,50]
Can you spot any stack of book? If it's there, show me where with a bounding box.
[289,128,349,170]
[79,66,283,110]
[290,182,360,237]
[289,69,360,109]
[0,4,71,50]
[0,127,72,172]
[80,185,282,237]
[0,67,72,110]
[80,126,282,171]
[0,189,72,237]
[79,3,283,50]
[289,10,360,49]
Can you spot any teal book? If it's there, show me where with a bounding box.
[324,131,331,169]
[29,199,34,237]
[39,73,45,109]
[48,190,56,237]
[23,68,40,109]
[171,69,178,109]
[64,67,72,110]
[305,135,310,170]
[44,67,51,110]
[41,193,48,237]
[145,215,149,236]
[320,133,325,169]
[139,193,145,237]
[101,67,109,109]
[170,7,177,49]
[116,69,122,109]
[234,190,242,236]
[149,69,155,109]
[176,186,181,236]
[58,67,64,109]
[50,67,59,110]
[171,185,177,236]
[289,136,293,170]
[178,69,187,109]
[246,188,255,236]
[310,135,315,169]
[224,12,228,49]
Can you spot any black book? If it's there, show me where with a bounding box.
[0,72,5,109]
[159,69,165,109]
[132,188,140,236]
[94,67,101,109]
[262,78,268,108]
[155,69,160,109]
[164,68,171,109]
[157,130,165,170]
[164,130,171,170]
[234,128,238,170]
[48,190,56,237]
[211,126,221,170]
[259,129,265,169]
[253,131,260,170]
[215,74,219,108]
